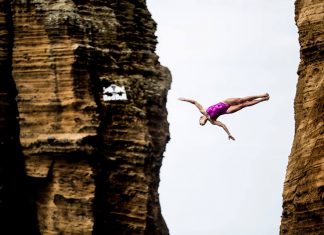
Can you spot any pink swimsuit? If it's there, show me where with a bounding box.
[206,102,230,119]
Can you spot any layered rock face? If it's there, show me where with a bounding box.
[280,0,324,234]
[0,1,171,234]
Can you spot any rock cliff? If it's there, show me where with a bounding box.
[0,1,171,234]
[280,0,324,234]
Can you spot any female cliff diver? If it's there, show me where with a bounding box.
[178,93,270,141]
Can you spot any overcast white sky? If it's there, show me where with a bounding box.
[146,1,299,235]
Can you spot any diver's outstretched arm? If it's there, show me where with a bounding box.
[210,120,235,141]
[178,98,208,116]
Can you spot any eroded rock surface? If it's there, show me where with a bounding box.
[280,0,324,234]
[0,1,171,234]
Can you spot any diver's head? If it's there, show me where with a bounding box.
[199,116,208,126]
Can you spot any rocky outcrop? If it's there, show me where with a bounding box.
[280,0,324,234]
[0,1,171,234]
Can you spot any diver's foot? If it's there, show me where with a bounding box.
[261,93,269,98]
[263,95,270,101]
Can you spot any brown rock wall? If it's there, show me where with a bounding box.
[0,0,170,234]
[0,1,39,234]
[280,0,324,234]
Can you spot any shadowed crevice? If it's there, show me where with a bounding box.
[0,1,40,233]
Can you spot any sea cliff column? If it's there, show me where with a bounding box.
[280,0,324,234]
[7,0,171,234]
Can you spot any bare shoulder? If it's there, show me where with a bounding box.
[211,119,224,126]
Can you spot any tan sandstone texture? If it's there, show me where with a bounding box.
[0,0,171,234]
[280,0,324,234]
